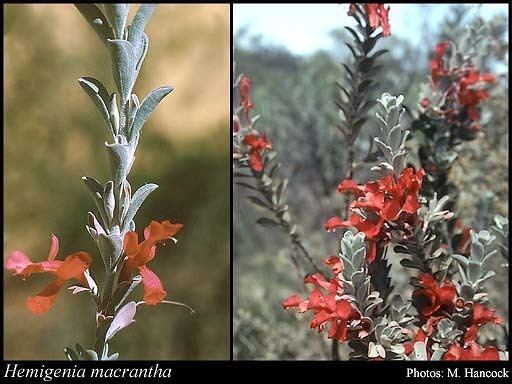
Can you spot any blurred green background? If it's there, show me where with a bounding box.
[4,4,229,360]
[233,4,509,359]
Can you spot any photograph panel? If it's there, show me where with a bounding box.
[4,3,230,360]
[232,3,509,360]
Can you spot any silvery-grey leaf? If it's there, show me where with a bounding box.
[82,176,106,223]
[106,301,137,341]
[64,347,79,361]
[107,353,120,360]
[98,233,123,268]
[374,138,393,163]
[135,32,149,72]
[84,269,99,297]
[68,285,91,294]
[127,94,140,131]
[103,181,115,223]
[256,217,280,227]
[105,142,133,185]
[475,270,496,286]
[392,150,407,169]
[103,4,129,40]
[85,225,98,241]
[122,183,158,232]
[430,348,445,361]
[120,180,132,221]
[85,350,99,361]
[107,39,136,103]
[388,124,402,151]
[78,77,112,132]
[114,275,143,310]
[128,4,156,59]
[109,94,120,136]
[129,86,173,141]
[74,4,114,44]
[413,342,428,360]
[88,211,106,236]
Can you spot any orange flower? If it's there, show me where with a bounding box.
[239,75,255,119]
[122,220,183,305]
[6,234,92,314]
[243,133,272,172]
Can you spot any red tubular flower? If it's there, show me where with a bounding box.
[464,303,502,345]
[243,133,272,172]
[239,75,255,118]
[458,68,496,121]
[443,343,500,361]
[6,234,92,314]
[365,4,391,37]
[412,273,456,318]
[122,220,183,305]
[326,168,425,263]
[430,41,450,86]
[283,256,360,342]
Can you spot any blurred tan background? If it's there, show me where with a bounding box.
[4,4,229,360]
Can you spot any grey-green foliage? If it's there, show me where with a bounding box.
[338,231,382,318]
[372,93,409,177]
[491,215,508,266]
[76,3,170,241]
[75,3,172,360]
[431,318,463,348]
[452,230,498,303]
[388,295,414,327]
[368,318,408,359]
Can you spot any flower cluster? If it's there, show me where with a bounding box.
[410,272,502,360]
[121,220,184,305]
[423,40,496,131]
[6,219,182,314]
[238,75,255,120]
[283,256,361,342]
[325,168,425,263]
[348,3,391,37]
[233,74,273,173]
[6,235,92,314]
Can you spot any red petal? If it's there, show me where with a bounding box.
[249,152,263,172]
[6,251,61,277]
[243,134,258,146]
[337,179,365,197]
[334,321,348,341]
[307,288,324,310]
[310,310,330,329]
[144,220,183,243]
[402,194,420,214]
[335,300,354,319]
[480,347,500,361]
[324,217,350,231]
[123,231,139,255]
[26,280,63,314]
[139,265,167,305]
[55,252,92,281]
[381,197,402,220]
[282,294,303,309]
[438,283,456,306]
[304,273,331,290]
[325,256,343,274]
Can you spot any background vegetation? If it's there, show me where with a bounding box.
[4,4,230,360]
[233,4,508,359]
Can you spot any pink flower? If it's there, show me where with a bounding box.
[6,234,92,314]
